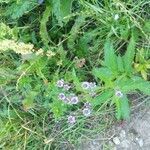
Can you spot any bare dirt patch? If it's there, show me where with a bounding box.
[79,99,150,150]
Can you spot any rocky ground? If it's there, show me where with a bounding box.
[79,99,150,150]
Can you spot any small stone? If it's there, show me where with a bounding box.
[113,137,120,145]
[136,138,144,147]
[121,140,130,148]
[119,130,126,139]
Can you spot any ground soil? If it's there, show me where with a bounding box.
[79,98,150,150]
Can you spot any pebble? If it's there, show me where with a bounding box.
[119,130,126,139]
[113,137,120,145]
[121,139,130,148]
[136,138,144,147]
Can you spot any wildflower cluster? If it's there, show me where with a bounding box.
[56,79,95,124]
[81,81,97,97]
[56,79,78,105]
[81,81,96,90]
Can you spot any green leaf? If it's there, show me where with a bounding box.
[120,96,130,120]
[104,39,117,72]
[114,95,130,120]
[117,56,124,73]
[123,34,136,74]
[52,0,73,26]
[114,98,122,120]
[67,15,86,49]
[61,0,73,19]
[52,0,62,26]
[120,76,150,95]
[6,0,37,19]
[92,90,113,106]
[72,68,81,90]
[40,4,52,48]
[92,67,115,83]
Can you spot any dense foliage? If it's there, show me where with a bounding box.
[0,0,150,149]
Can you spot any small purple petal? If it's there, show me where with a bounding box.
[56,79,64,88]
[70,96,79,104]
[58,93,66,100]
[68,115,76,124]
[115,90,123,98]
[83,108,91,117]
[81,81,90,90]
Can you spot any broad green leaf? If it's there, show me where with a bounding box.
[119,76,150,95]
[114,98,121,120]
[6,0,37,19]
[104,39,118,73]
[123,34,136,74]
[92,90,113,106]
[114,95,130,120]
[61,0,73,19]
[72,68,81,90]
[52,0,73,26]
[40,4,52,48]
[117,56,124,73]
[120,96,130,120]
[67,15,86,49]
[92,67,115,83]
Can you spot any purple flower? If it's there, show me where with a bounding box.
[83,108,91,117]
[58,93,66,100]
[56,79,64,88]
[63,84,71,91]
[70,96,79,104]
[115,90,123,98]
[81,81,90,90]
[68,115,76,124]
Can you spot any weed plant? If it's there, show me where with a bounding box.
[0,0,150,149]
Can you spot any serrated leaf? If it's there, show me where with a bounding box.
[92,90,113,106]
[40,4,52,48]
[61,0,73,19]
[104,39,117,72]
[52,0,73,26]
[123,34,136,74]
[120,96,130,120]
[92,67,115,83]
[119,76,150,95]
[67,15,86,49]
[114,95,130,120]
[117,56,124,73]
[114,98,122,120]
[6,0,37,19]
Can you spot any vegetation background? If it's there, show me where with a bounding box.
[0,0,150,149]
